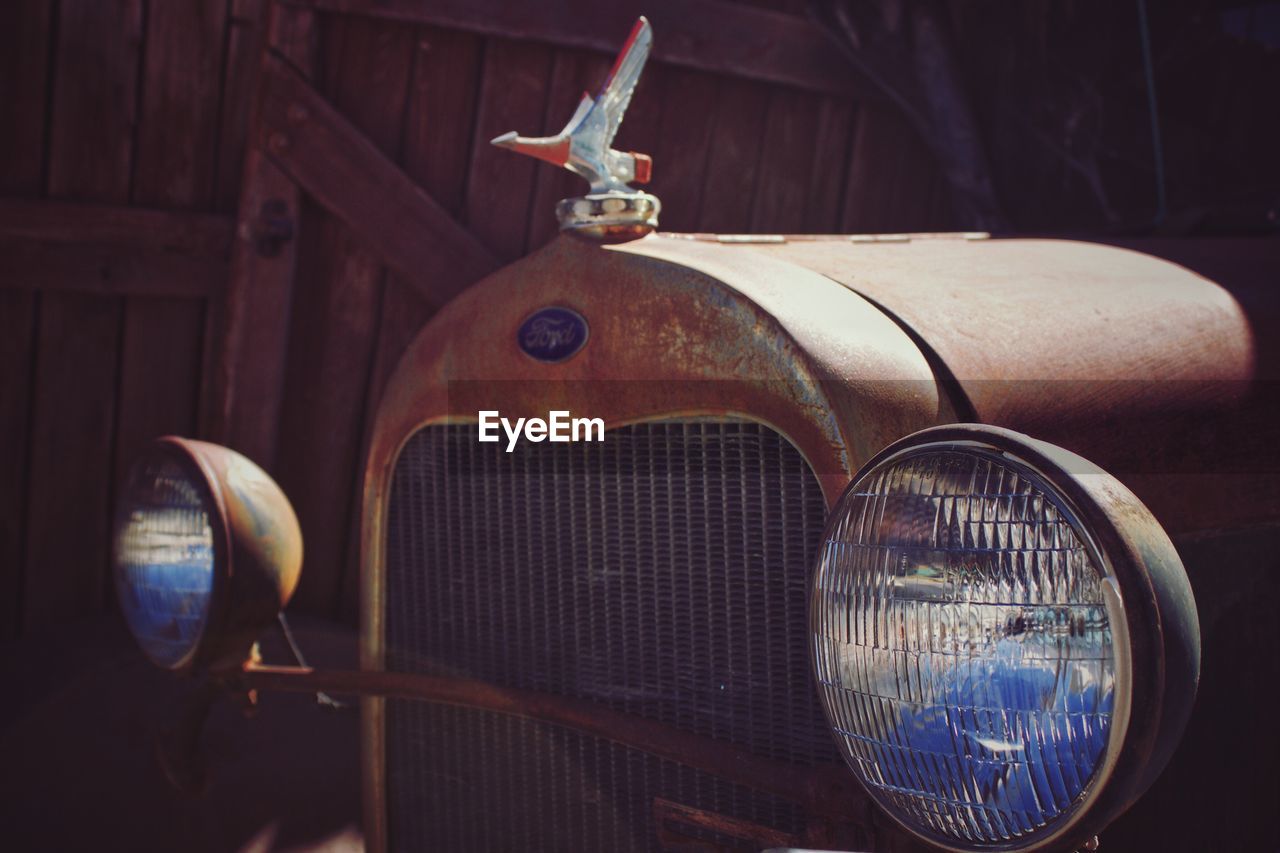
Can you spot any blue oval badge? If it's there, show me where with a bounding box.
[518,306,589,363]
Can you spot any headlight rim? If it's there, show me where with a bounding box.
[812,423,1196,853]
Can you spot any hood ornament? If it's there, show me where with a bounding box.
[492,17,659,242]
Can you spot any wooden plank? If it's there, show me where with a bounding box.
[647,66,719,233]
[334,26,485,620]
[120,0,229,533]
[402,27,484,219]
[751,88,822,233]
[0,239,225,298]
[213,3,317,467]
[882,119,942,232]
[0,291,37,639]
[337,25,489,623]
[696,77,770,234]
[209,5,267,441]
[203,1,264,442]
[195,286,226,444]
[340,265,435,621]
[275,15,416,616]
[841,106,886,232]
[215,0,270,213]
[805,98,857,232]
[212,160,297,461]
[259,53,500,297]
[22,0,143,633]
[465,37,556,261]
[0,199,232,255]
[320,15,416,152]
[111,297,203,485]
[47,0,143,202]
[841,106,936,233]
[279,204,386,616]
[526,48,614,250]
[22,293,121,631]
[132,0,227,209]
[285,0,877,100]
[0,0,55,195]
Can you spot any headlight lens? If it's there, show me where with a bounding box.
[812,440,1125,848]
[114,452,218,669]
[113,437,302,672]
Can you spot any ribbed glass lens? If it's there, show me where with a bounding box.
[811,447,1117,847]
[113,454,216,668]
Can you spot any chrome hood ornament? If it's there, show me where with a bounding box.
[491,17,659,241]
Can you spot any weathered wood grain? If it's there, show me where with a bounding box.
[0,239,224,298]
[259,54,499,297]
[0,0,55,195]
[805,98,857,232]
[647,66,719,232]
[0,199,228,305]
[466,37,556,261]
[22,0,143,633]
[338,25,490,623]
[275,14,416,616]
[132,0,227,209]
[0,199,232,254]
[213,3,317,467]
[47,0,143,203]
[697,77,770,234]
[402,27,483,219]
[841,106,939,233]
[203,0,267,448]
[282,0,877,99]
[215,0,270,214]
[117,0,228,556]
[112,297,204,488]
[400,28,481,220]
[751,88,822,233]
[22,293,121,630]
[280,201,390,615]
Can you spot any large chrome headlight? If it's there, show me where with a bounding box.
[113,437,302,671]
[810,424,1198,851]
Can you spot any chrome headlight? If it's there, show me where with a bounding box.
[810,424,1198,851]
[113,437,302,671]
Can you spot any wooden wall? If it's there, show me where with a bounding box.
[0,0,263,640]
[0,1,949,639]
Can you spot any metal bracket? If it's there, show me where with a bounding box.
[249,197,295,258]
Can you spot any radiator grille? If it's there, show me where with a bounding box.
[384,420,835,851]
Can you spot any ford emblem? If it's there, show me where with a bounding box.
[518,306,589,363]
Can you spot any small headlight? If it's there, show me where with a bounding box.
[811,424,1198,851]
[114,450,217,669]
[113,437,302,672]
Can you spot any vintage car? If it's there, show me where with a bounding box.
[111,18,1278,853]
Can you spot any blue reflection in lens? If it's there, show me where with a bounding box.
[114,457,215,668]
[899,634,1114,823]
[813,449,1119,844]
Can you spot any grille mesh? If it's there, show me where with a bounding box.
[384,421,834,851]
